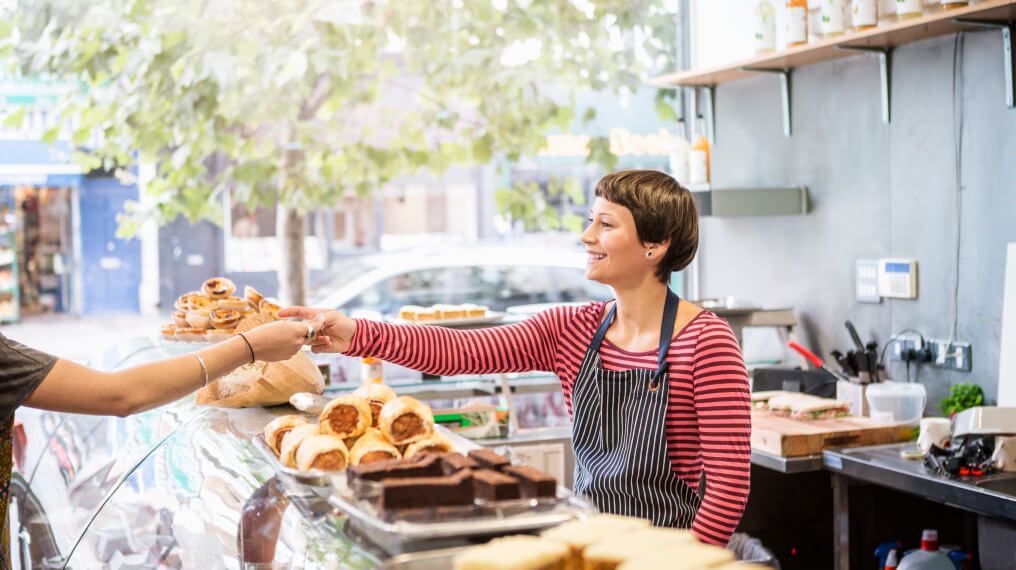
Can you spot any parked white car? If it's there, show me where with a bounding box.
[311,245,612,316]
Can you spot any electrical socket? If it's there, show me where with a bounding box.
[891,336,971,371]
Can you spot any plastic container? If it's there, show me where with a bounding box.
[896,530,955,570]
[866,382,926,425]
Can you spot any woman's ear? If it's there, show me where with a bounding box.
[644,239,670,260]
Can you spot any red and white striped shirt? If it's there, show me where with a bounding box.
[346,301,751,545]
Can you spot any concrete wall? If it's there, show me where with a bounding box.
[705,30,1016,411]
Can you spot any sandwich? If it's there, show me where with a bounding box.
[790,398,851,421]
[750,390,797,411]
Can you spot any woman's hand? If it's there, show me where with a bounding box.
[277,306,356,353]
[242,320,313,362]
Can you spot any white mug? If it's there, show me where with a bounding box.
[918,418,952,453]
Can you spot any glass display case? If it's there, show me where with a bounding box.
[10,339,572,569]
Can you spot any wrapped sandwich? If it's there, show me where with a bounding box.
[767,393,824,417]
[790,398,851,421]
[319,395,372,439]
[750,390,797,411]
[380,396,435,445]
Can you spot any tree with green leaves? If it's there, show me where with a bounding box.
[1,0,678,305]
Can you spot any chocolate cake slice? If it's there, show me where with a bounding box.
[467,448,511,471]
[442,452,480,475]
[381,469,475,510]
[503,465,556,499]
[473,469,521,501]
[346,453,443,485]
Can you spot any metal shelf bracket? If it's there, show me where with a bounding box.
[740,67,792,136]
[683,84,717,145]
[837,46,893,123]
[953,18,1016,108]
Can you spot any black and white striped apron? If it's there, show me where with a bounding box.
[571,289,701,527]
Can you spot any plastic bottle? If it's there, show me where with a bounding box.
[885,548,899,570]
[754,0,777,55]
[668,123,691,184]
[688,117,710,186]
[821,0,847,38]
[785,0,809,47]
[896,0,924,20]
[852,0,879,30]
[896,530,958,570]
[361,357,384,384]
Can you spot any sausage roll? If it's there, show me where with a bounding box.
[318,395,372,439]
[379,396,435,446]
[295,434,350,471]
[403,432,454,459]
[263,415,310,455]
[352,383,397,428]
[349,428,402,465]
[279,423,320,468]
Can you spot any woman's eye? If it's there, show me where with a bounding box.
[600,222,611,228]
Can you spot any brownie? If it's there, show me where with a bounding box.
[468,448,511,471]
[473,469,520,501]
[442,452,480,475]
[503,465,556,499]
[346,453,443,485]
[381,469,474,510]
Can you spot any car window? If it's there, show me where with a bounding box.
[552,267,613,302]
[446,266,557,311]
[341,268,453,314]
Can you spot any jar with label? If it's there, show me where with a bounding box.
[785,0,809,47]
[821,0,847,38]
[754,0,776,55]
[896,0,923,19]
[361,356,383,384]
[688,117,710,186]
[852,0,878,30]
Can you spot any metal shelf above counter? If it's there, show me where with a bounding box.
[692,186,809,217]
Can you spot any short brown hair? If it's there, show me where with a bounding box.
[594,170,698,283]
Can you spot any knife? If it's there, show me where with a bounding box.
[845,320,866,353]
[789,341,850,382]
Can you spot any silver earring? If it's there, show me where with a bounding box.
[646,251,654,258]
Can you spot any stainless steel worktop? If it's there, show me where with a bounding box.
[823,443,1016,521]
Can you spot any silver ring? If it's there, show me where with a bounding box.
[305,324,316,341]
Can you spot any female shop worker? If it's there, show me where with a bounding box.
[0,319,314,569]
[281,170,752,546]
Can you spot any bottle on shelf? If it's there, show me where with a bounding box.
[821,0,847,38]
[922,0,941,13]
[668,121,691,184]
[940,0,968,9]
[896,0,924,20]
[361,357,384,384]
[753,0,777,55]
[852,0,879,31]
[688,117,711,187]
[878,0,898,25]
[785,0,809,47]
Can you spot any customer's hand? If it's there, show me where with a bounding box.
[242,320,312,362]
[277,307,356,354]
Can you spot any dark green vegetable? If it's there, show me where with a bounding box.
[939,383,985,417]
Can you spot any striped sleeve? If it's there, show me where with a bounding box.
[344,307,575,377]
[688,317,752,546]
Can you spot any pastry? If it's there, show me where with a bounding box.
[503,465,556,498]
[348,428,402,465]
[541,515,651,570]
[175,292,212,312]
[468,449,511,471]
[263,415,310,455]
[295,434,349,471]
[185,308,212,329]
[403,432,454,458]
[346,453,444,484]
[244,286,265,310]
[202,277,236,300]
[398,305,425,321]
[582,528,701,570]
[415,307,439,321]
[217,296,250,312]
[258,298,281,319]
[172,311,190,328]
[433,304,466,319]
[319,395,372,439]
[279,423,320,468]
[473,469,520,502]
[204,328,236,343]
[161,324,177,341]
[454,536,569,570]
[442,452,480,475]
[352,383,397,427]
[380,469,474,510]
[616,543,735,570]
[210,309,243,329]
[379,396,435,445]
[174,327,205,343]
[462,304,488,318]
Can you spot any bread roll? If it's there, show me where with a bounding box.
[295,434,349,471]
[279,423,320,467]
[349,428,402,465]
[352,383,397,427]
[582,528,699,570]
[263,415,310,455]
[196,351,324,408]
[454,535,568,570]
[541,515,650,570]
[319,395,372,439]
[403,432,454,458]
[379,396,435,445]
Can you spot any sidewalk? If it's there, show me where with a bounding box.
[0,313,165,365]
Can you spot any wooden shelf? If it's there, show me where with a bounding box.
[651,0,1016,88]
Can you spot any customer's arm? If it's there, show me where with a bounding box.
[22,320,311,417]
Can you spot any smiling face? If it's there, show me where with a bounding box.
[581,197,662,288]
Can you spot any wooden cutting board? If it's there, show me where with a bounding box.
[751,410,913,457]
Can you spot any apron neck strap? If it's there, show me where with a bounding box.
[589,289,681,380]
